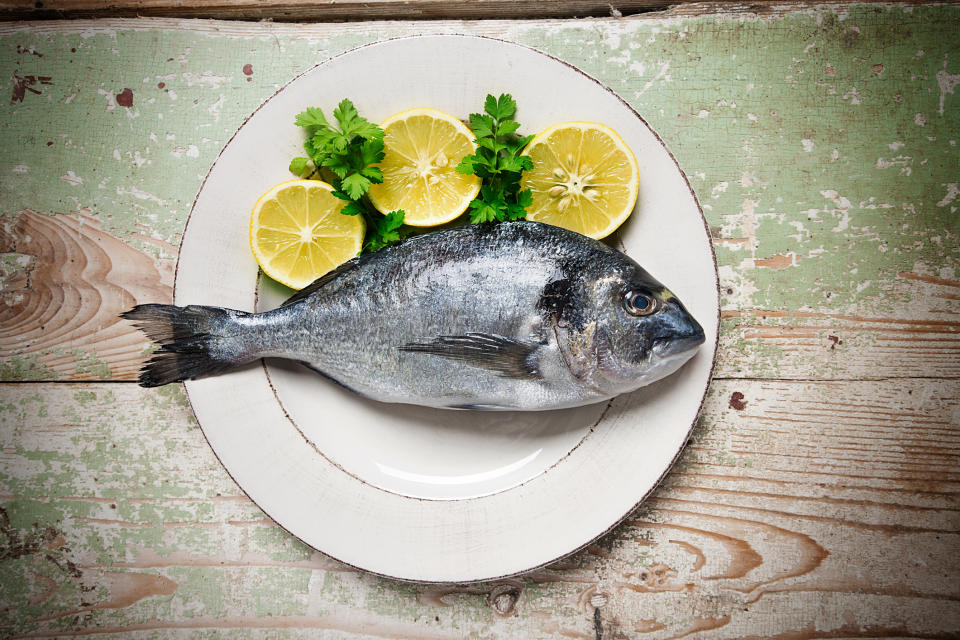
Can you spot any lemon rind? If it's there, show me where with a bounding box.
[249,179,365,290]
[367,108,481,227]
[520,121,639,240]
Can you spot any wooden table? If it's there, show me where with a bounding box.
[2,3,958,637]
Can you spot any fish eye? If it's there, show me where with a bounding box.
[622,290,659,316]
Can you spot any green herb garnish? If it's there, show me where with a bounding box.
[289,99,407,253]
[363,210,406,253]
[456,94,534,224]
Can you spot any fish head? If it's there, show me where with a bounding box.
[556,257,705,395]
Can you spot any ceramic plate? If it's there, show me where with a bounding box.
[176,35,719,583]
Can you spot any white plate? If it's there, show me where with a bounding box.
[176,35,719,583]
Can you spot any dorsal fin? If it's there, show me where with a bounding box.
[280,257,361,307]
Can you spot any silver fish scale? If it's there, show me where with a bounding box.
[260,223,601,409]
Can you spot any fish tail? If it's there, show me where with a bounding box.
[121,303,255,387]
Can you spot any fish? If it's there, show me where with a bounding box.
[123,221,705,411]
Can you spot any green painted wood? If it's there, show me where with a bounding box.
[0,6,958,637]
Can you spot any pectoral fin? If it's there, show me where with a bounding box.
[399,333,542,379]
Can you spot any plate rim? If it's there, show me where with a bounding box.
[175,33,720,583]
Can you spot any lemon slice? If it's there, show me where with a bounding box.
[520,122,639,239]
[249,180,364,290]
[367,108,482,226]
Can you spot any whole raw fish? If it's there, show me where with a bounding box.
[124,221,705,410]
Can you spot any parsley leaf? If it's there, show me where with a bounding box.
[323,154,353,179]
[468,113,495,140]
[290,99,407,254]
[359,139,385,169]
[468,199,500,224]
[288,156,311,177]
[333,99,383,141]
[359,166,383,182]
[484,94,517,121]
[364,209,407,253]
[339,201,366,217]
[340,173,372,200]
[497,119,520,137]
[456,93,535,224]
[294,107,329,130]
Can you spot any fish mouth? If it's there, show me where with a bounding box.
[652,324,705,359]
[650,298,705,360]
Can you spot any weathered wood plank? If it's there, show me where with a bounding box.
[0,0,939,23]
[3,0,672,22]
[1,8,957,382]
[1,379,957,637]
[718,302,960,380]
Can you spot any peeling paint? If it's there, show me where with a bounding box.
[936,54,959,116]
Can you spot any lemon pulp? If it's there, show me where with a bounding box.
[521,121,639,239]
[249,179,365,290]
[367,108,481,226]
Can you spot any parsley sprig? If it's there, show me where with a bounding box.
[289,99,407,253]
[455,94,534,223]
[363,210,406,253]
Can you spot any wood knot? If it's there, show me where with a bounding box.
[487,583,520,617]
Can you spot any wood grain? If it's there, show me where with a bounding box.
[716,256,960,380]
[717,309,960,381]
[0,378,956,637]
[0,210,172,380]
